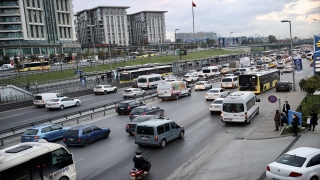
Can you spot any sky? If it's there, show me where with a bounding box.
[73,0,320,40]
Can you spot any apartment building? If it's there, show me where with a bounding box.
[0,0,80,57]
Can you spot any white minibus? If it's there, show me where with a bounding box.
[137,74,162,89]
[201,66,220,77]
[0,140,76,180]
[221,92,260,124]
[33,93,64,107]
[221,76,238,89]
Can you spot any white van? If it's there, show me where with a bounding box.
[221,92,260,124]
[306,53,313,60]
[137,74,162,89]
[238,68,251,74]
[33,93,64,107]
[221,76,238,89]
[157,81,191,100]
[200,66,220,77]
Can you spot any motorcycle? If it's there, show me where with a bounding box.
[130,161,151,180]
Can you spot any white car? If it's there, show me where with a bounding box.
[266,147,320,180]
[205,88,229,100]
[45,97,81,110]
[54,62,63,65]
[209,98,224,114]
[194,81,212,91]
[250,60,255,65]
[185,70,198,76]
[123,88,146,99]
[183,74,199,82]
[264,57,272,63]
[93,85,117,95]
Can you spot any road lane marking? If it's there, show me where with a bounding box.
[75,158,84,163]
[114,137,132,145]
[0,113,23,120]
[7,114,50,125]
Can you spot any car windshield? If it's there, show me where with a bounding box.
[278,82,289,86]
[222,78,232,82]
[136,126,154,135]
[124,89,133,92]
[212,100,223,104]
[95,86,102,88]
[223,103,245,112]
[132,108,145,113]
[48,99,60,102]
[117,103,128,107]
[132,116,154,122]
[203,69,211,73]
[183,76,190,78]
[276,154,306,167]
[239,69,246,72]
[64,130,79,136]
[138,78,147,83]
[23,129,38,135]
[34,96,42,100]
[196,82,204,85]
[208,90,219,93]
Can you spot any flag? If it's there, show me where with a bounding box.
[192,2,196,7]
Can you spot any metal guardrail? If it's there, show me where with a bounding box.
[0,92,157,146]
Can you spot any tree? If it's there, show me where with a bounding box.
[84,50,91,59]
[98,50,106,64]
[304,75,320,110]
[30,54,38,62]
[268,35,277,43]
[13,56,21,76]
[3,55,10,61]
[120,50,127,62]
[58,53,65,72]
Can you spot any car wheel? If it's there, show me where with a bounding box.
[103,132,109,139]
[133,94,137,99]
[123,96,126,99]
[142,92,146,96]
[160,110,164,117]
[179,131,184,139]
[188,91,191,96]
[82,139,89,147]
[103,91,107,95]
[310,176,319,180]
[210,85,212,89]
[76,101,80,106]
[60,105,64,110]
[256,108,259,115]
[247,117,251,124]
[160,139,166,148]
[114,88,117,93]
[59,177,69,180]
[175,95,179,100]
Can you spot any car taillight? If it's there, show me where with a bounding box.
[63,138,66,141]
[130,91,133,94]
[266,166,270,171]
[170,90,173,94]
[128,106,131,109]
[142,112,146,115]
[129,113,132,116]
[289,172,302,177]
[155,136,158,141]
[78,138,81,142]
[221,113,223,117]
[126,124,129,128]
[42,100,44,103]
[210,105,212,108]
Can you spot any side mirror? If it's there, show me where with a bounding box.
[256,99,260,102]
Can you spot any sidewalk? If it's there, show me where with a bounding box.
[247,90,306,140]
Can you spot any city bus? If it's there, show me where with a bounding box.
[238,69,280,93]
[0,140,76,180]
[119,65,173,83]
[21,61,50,71]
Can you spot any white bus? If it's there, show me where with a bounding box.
[0,140,76,180]
[221,92,260,124]
[137,74,162,89]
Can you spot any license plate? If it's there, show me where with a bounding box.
[120,108,124,109]
[214,106,220,108]
[280,86,285,87]
[271,178,280,180]
[225,118,232,121]
[25,137,30,139]
[68,138,74,141]
[47,104,52,106]
[34,100,38,102]
[130,177,136,180]
[142,137,149,140]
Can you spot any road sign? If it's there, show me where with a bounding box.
[268,95,277,103]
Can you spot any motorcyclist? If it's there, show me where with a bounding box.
[133,150,151,174]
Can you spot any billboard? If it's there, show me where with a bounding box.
[314,35,320,52]
[314,50,320,76]
[293,57,303,74]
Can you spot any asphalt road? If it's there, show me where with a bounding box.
[0,58,313,179]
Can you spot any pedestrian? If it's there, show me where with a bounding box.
[26,83,30,91]
[274,110,281,132]
[101,74,105,82]
[280,112,288,126]
[309,110,318,131]
[299,79,306,92]
[291,114,300,137]
[282,101,290,117]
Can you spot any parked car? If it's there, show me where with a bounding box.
[281,66,293,73]
[125,115,169,135]
[63,124,111,147]
[21,124,69,142]
[45,97,81,110]
[115,100,144,115]
[209,98,224,114]
[194,81,212,91]
[205,88,229,100]
[93,84,117,95]
[266,147,320,180]
[123,88,145,99]
[129,105,164,121]
[276,81,292,92]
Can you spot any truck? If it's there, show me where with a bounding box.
[229,61,239,71]
[0,64,14,71]
[157,81,191,100]
[239,57,251,67]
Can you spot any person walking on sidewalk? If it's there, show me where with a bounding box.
[282,101,290,117]
[291,114,300,137]
[299,78,306,92]
[309,110,318,131]
[274,110,281,132]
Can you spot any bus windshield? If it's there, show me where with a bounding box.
[138,78,147,83]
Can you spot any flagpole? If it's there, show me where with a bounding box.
[192,1,195,50]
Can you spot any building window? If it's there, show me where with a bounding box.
[64,27,66,38]
[40,26,44,38]
[22,48,31,55]
[56,0,59,10]
[59,27,62,38]
[28,10,32,22]
[30,25,34,38]
[41,48,47,54]
[66,15,69,25]
[35,26,39,38]
[65,0,68,11]
[68,28,71,38]
[27,0,30,7]
[62,14,65,24]
[33,48,39,54]
[58,13,60,23]
[33,11,37,23]
[32,0,35,7]
[39,11,42,23]
[60,0,63,11]
[37,0,40,8]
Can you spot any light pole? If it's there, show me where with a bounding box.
[229,32,233,60]
[90,24,97,77]
[174,29,179,63]
[281,20,296,91]
[18,30,26,84]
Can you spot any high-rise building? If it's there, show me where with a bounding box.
[0,0,80,57]
[74,6,130,52]
[127,11,167,46]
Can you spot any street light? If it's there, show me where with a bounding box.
[17,30,26,84]
[281,20,296,91]
[89,24,97,77]
[229,32,233,60]
[174,29,179,62]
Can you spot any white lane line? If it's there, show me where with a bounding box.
[0,113,24,120]
[75,158,84,163]
[0,107,33,114]
[114,137,132,145]
[7,114,50,125]
[115,125,120,128]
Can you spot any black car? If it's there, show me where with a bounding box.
[276,81,292,92]
[115,100,144,115]
[125,115,169,135]
[129,105,164,121]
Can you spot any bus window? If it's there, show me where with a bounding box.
[1,161,31,180]
[51,148,73,172]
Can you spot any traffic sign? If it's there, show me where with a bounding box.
[268,95,277,103]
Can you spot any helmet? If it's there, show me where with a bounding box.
[136,150,142,155]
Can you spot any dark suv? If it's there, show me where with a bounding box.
[115,100,144,115]
[63,124,111,147]
[129,105,164,121]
